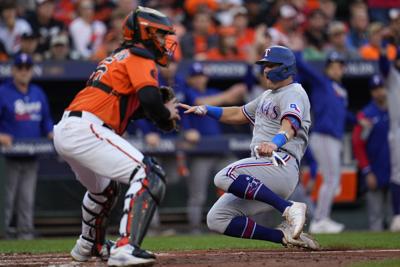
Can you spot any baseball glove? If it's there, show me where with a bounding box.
[156,86,179,132]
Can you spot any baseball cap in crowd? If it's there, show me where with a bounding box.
[325,51,345,66]
[13,53,33,67]
[21,32,39,40]
[50,34,69,46]
[279,4,297,19]
[389,8,400,21]
[369,74,384,90]
[328,21,347,36]
[35,0,53,5]
[188,62,205,76]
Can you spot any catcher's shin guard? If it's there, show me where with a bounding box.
[81,180,120,256]
[118,156,166,247]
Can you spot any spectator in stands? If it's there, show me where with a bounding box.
[91,30,120,61]
[294,51,355,234]
[230,7,256,61]
[26,0,65,55]
[44,33,74,61]
[0,53,53,239]
[114,0,138,17]
[268,4,300,47]
[359,22,397,61]
[0,1,32,55]
[180,10,218,60]
[324,21,360,60]
[16,32,42,62]
[319,0,337,21]
[244,0,268,28]
[387,9,400,45]
[184,0,218,17]
[93,0,116,26]
[346,8,369,50]
[53,0,77,26]
[352,74,391,231]
[303,9,328,61]
[205,26,246,61]
[69,0,106,59]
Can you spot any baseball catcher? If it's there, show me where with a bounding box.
[53,6,179,266]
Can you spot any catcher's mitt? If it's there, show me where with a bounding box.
[157,86,179,132]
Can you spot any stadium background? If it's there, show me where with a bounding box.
[0,0,398,237]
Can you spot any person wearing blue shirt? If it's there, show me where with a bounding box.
[0,53,53,239]
[295,51,355,234]
[352,74,391,231]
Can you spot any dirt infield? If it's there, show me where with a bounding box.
[1,249,400,267]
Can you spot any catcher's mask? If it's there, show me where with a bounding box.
[256,45,296,82]
[123,6,177,66]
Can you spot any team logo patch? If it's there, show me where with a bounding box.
[264,48,271,57]
[290,103,301,113]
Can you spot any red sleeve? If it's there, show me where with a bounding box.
[352,112,370,171]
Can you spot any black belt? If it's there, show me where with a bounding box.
[68,111,112,130]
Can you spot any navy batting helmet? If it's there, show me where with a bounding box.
[256,45,296,82]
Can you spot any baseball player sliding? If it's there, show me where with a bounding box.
[53,6,180,266]
[180,46,319,249]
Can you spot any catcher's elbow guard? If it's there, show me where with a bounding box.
[120,156,167,246]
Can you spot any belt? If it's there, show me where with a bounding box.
[68,110,113,130]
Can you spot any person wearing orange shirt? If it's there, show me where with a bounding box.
[206,26,246,61]
[53,6,180,267]
[359,22,397,61]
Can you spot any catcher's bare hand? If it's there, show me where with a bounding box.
[179,103,207,116]
[165,98,181,121]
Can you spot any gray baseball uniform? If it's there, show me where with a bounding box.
[386,65,400,186]
[207,83,311,233]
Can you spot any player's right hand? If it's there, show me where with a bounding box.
[179,103,207,116]
[165,97,181,121]
[256,142,278,157]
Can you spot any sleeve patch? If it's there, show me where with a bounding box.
[289,103,301,114]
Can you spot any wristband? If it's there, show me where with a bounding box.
[271,133,288,148]
[205,105,223,120]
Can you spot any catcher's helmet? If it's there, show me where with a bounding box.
[256,45,296,82]
[122,6,176,66]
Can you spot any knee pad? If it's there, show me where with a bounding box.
[118,156,166,247]
[81,180,120,254]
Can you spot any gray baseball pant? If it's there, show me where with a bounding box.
[4,157,39,239]
[310,133,342,221]
[206,154,299,234]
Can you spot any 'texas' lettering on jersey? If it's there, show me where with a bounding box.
[14,99,42,121]
[257,100,280,120]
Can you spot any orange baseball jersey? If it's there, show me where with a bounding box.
[67,48,159,135]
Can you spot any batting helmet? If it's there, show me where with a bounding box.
[122,6,176,66]
[256,45,296,82]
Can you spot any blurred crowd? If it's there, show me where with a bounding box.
[0,0,400,63]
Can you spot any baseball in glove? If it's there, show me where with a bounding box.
[157,86,179,132]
